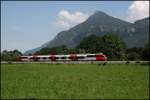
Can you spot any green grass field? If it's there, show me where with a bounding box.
[1,63,149,99]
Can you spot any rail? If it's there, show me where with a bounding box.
[1,61,149,64]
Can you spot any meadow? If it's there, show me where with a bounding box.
[1,63,149,99]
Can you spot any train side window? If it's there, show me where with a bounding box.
[55,57,59,59]
[87,55,96,57]
[20,57,28,59]
[77,56,85,59]
[42,57,47,59]
[30,57,33,59]
[61,57,66,59]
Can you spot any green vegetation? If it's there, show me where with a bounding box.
[77,33,126,60]
[1,64,149,99]
[34,45,68,55]
[1,49,22,61]
[142,43,150,60]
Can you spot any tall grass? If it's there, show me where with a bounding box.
[1,64,149,99]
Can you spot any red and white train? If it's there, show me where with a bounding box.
[19,53,107,61]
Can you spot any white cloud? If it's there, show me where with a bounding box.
[55,10,89,29]
[127,1,149,22]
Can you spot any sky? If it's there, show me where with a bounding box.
[1,1,149,53]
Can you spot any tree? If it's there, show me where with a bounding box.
[126,47,143,61]
[76,48,86,54]
[35,47,51,55]
[100,33,126,60]
[127,52,141,61]
[35,45,69,55]
[77,33,126,60]
[142,43,149,60]
[1,49,22,61]
[76,34,100,53]
[68,48,77,54]
[12,49,22,61]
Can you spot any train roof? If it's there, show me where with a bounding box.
[21,53,104,57]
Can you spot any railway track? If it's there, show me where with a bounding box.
[1,61,149,64]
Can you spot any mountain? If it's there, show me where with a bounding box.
[24,11,149,55]
[130,17,149,47]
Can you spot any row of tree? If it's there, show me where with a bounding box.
[1,50,22,61]
[1,33,149,61]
